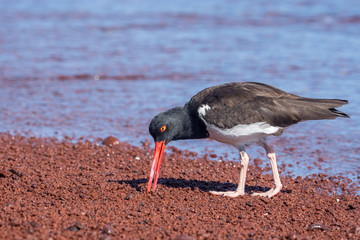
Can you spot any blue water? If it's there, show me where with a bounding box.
[0,0,359,185]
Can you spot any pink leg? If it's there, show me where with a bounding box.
[252,142,282,198]
[210,151,249,197]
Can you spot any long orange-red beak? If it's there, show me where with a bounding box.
[147,140,166,193]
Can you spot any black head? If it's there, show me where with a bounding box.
[147,106,208,193]
[149,107,191,145]
[147,107,188,193]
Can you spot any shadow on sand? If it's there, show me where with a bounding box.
[110,178,291,194]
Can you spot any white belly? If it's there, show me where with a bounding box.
[204,121,282,149]
[197,104,282,149]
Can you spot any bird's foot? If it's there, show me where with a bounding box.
[252,185,282,198]
[210,190,245,198]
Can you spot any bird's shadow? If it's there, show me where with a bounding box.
[110,178,290,194]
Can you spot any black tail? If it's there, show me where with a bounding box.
[287,98,350,121]
[329,107,350,118]
[307,98,349,118]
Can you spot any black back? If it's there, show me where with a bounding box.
[186,82,349,129]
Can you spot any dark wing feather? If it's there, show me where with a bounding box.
[186,82,349,129]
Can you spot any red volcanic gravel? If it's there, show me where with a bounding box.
[0,133,359,239]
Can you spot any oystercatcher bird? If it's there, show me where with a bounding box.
[147,82,349,198]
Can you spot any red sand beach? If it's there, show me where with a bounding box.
[0,133,359,239]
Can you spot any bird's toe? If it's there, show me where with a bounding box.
[210,190,245,198]
[252,186,281,198]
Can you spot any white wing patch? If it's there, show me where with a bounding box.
[198,104,211,116]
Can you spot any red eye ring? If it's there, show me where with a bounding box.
[160,125,166,132]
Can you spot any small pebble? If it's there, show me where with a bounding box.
[0,170,10,178]
[349,226,360,235]
[307,223,331,231]
[102,136,120,147]
[174,235,196,240]
[9,169,23,177]
[66,222,84,232]
[124,193,134,200]
[102,225,116,235]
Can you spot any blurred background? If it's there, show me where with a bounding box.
[0,0,359,184]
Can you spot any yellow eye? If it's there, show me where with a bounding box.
[160,125,167,132]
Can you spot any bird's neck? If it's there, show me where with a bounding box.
[173,106,209,141]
